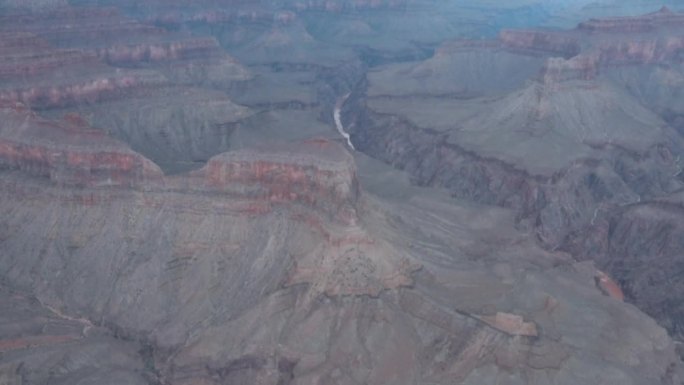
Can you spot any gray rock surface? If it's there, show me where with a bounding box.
[1,1,684,384]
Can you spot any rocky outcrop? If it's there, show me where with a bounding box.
[198,139,360,221]
[0,3,252,172]
[0,5,250,108]
[0,72,167,109]
[2,153,680,383]
[578,201,684,341]
[95,38,226,66]
[348,9,684,347]
[595,270,625,301]
[0,30,164,109]
[2,2,684,384]
[0,105,360,219]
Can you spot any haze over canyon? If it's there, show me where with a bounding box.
[1,1,684,384]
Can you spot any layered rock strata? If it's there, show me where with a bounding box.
[346,8,684,343]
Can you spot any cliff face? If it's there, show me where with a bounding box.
[347,8,684,350]
[498,7,684,76]
[0,5,250,106]
[566,200,684,341]
[0,132,679,384]
[0,4,252,173]
[2,2,684,384]
[199,140,360,221]
[0,104,360,220]
[0,106,163,187]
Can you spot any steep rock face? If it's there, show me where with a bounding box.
[1,158,681,384]
[0,4,253,173]
[0,87,681,384]
[198,140,360,221]
[498,7,684,68]
[345,9,684,343]
[0,106,162,187]
[568,200,684,342]
[77,87,253,173]
[0,106,359,219]
[0,6,251,86]
[2,2,684,384]
[0,28,162,109]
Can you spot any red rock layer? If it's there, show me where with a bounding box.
[0,107,358,219]
[0,5,247,107]
[95,37,226,66]
[0,106,162,187]
[198,139,359,220]
[595,270,625,301]
[0,73,166,109]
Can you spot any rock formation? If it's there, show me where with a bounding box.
[1,2,684,384]
[0,105,163,187]
[345,7,684,350]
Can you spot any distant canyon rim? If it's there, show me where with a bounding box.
[1,1,684,384]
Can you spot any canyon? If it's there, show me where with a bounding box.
[1,1,684,384]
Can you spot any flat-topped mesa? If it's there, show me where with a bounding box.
[578,7,684,33]
[498,29,581,59]
[0,106,162,187]
[197,139,360,222]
